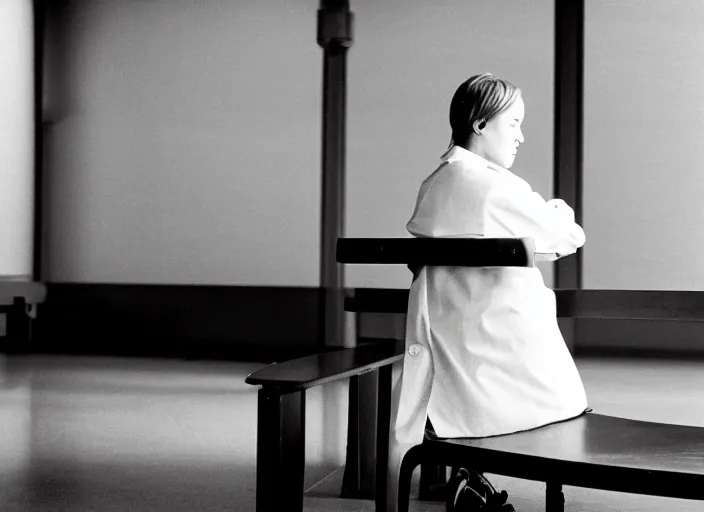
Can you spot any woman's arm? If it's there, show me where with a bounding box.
[488,186,585,256]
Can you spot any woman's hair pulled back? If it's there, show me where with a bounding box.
[448,73,521,147]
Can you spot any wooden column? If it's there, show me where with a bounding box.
[318,0,353,350]
[317,1,366,500]
[554,0,585,352]
[33,0,45,281]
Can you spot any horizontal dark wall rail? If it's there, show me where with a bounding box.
[23,283,704,361]
[346,288,704,321]
[556,289,704,321]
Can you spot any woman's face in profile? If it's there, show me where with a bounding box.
[479,96,525,169]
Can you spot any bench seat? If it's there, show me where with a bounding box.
[245,340,403,391]
[398,412,704,511]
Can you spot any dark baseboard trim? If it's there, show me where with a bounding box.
[575,346,704,361]
[27,283,324,362]
[25,342,328,364]
[15,284,704,363]
[575,318,704,359]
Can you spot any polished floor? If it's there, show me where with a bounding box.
[0,353,703,511]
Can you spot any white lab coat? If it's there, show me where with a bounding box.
[385,146,588,510]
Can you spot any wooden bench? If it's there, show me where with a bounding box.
[246,238,704,511]
[0,280,47,346]
[245,339,403,512]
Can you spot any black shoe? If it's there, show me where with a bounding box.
[446,468,484,511]
[445,468,516,511]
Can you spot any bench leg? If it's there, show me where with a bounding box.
[418,417,446,501]
[419,462,447,501]
[419,459,448,501]
[342,375,362,497]
[3,298,30,354]
[375,364,392,512]
[546,481,565,512]
[342,371,379,499]
[256,388,306,512]
[398,445,424,512]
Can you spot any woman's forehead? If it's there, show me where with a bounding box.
[503,96,525,120]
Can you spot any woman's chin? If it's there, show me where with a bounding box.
[502,155,516,169]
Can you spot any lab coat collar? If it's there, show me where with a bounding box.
[440,145,505,174]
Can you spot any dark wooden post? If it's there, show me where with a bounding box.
[317,0,365,500]
[554,0,585,352]
[318,0,354,350]
[33,0,45,281]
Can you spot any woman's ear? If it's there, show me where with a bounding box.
[472,119,486,135]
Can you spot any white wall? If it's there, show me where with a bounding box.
[41,1,704,290]
[0,0,34,278]
[43,0,321,285]
[42,0,556,288]
[583,0,704,290]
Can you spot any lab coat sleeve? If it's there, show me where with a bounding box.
[488,185,586,256]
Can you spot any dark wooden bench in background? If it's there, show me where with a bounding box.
[0,280,47,349]
[246,238,704,512]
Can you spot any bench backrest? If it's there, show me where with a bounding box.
[338,237,704,322]
[337,237,536,268]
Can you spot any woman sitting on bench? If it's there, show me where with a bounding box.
[391,73,590,511]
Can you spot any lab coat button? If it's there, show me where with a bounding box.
[408,344,421,356]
